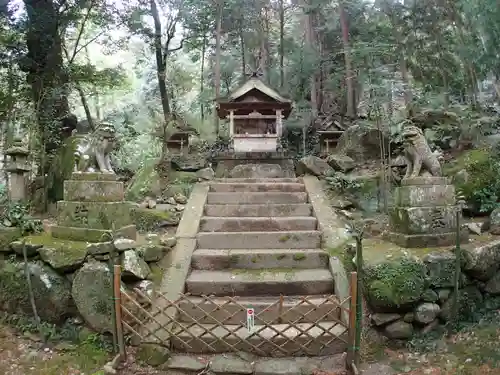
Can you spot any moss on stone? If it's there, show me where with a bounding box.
[0,227,22,251]
[293,253,307,261]
[131,208,175,232]
[364,257,428,310]
[125,159,161,201]
[22,233,88,251]
[57,201,133,229]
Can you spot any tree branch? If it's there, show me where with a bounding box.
[69,0,97,64]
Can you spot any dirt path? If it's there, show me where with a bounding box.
[1,312,500,375]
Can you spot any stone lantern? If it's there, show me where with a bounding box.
[5,138,30,201]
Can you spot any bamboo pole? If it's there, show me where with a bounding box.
[114,265,126,359]
[346,271,358,373]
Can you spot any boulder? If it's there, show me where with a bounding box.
[131,280,154,305]
[229,163,283,178]
[439,286,483,322]
[137,244,165,263]
[383,320,413,339]
[10,241,43,257]
[489,208,500,235]
[421,289,439,303]
[296,156,333,177]
[170,154,207,172]
[465,222,481,235]
[370,313,401,326]
[38,243,88,273]
[414,303,440,324]
[0,260,73,323]
[113,238,137,251]
[174,193,187,204]
[462,239,500,281]
[121,250,151,280]
[335,125,388,162]
[326,154,355,172]
[87,242,115,255]
[196,167,215,181]
[72,262,118,333]
[364,258,427,311]
[484,271,500,295]
[423,252,456,288]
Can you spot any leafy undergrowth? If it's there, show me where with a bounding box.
[363,310,500,374]
[0,314,166,375]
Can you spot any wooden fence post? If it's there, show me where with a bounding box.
[113,265,126,359]
[346,271,358,374]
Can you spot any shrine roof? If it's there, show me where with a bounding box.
[220,77,292,104]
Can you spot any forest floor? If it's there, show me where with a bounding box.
[1,311,500,375]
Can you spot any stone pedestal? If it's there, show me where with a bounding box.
[50,172,136,242]
[5,138,30,202]
[387,176,468,248]
[213,151,295,178]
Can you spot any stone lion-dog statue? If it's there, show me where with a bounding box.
[74,123,117,174]
[402,125,442,179]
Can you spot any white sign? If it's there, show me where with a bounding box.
[246,308,255,332]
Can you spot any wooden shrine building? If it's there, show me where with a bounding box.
[216,76,293,153]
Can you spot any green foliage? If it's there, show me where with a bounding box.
[0,201,43,235]
[325,172,362,194]
[454,148,500,212]
[364,257,428,308]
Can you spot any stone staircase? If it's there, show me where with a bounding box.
[171,177,347,356]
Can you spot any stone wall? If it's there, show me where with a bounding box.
[213,152,295,178]
[0,230,176,332]
[360,239,500,339]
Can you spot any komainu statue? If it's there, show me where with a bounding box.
[402,125,442,179]
[74,124,117,174]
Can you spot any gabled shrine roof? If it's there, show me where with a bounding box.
[224,77,292,103]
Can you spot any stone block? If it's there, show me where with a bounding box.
[71,172,118,181]
[50,224,137,243]
[395,185,456,207]
[57,201,133,229]
[386,231,468,248]
[401,176,449,186]
[63,180,124,202]
[390,206,458,234]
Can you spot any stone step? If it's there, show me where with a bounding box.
[191,248,328,270]
[185,269,333,296]
[209,182,305,193]
[199,217,317,232]
[214,178,301,183]
[177,295,341,324]
[204,204,313,217]
[171,322,348,355]
[196,231,321,249]
[207,192,308,205]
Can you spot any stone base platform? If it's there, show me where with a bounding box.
[212,152,295,178]
[386,230,469,248]
[50,224,137,242]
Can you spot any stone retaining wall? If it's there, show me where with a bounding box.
[361,239,500,339]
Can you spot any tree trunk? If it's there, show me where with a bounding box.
[240,30,246,82]
[339,2,355,118]
[214,0,223,136]
[200,34,206,121]
[303,0,318,116]
[77,86,95,130]
[279,0,285,89]
[23,0,71,155]
[150,0,171,124]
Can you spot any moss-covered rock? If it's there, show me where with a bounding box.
[125,159,162,201]
[131,208,179,232]
[445,148,500,213]
[0,228,22,252]
[71,261,116,333]
[0,260,73,323]
[137,343,170,366]
[57,201,133,230]
[38,242,88,273]
[364,257,428,312]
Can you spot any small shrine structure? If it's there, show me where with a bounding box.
[213,74,295,177]
[216,74,293,153]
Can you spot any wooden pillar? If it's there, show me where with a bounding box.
[276,109,283,136]
[229,110,235,136]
